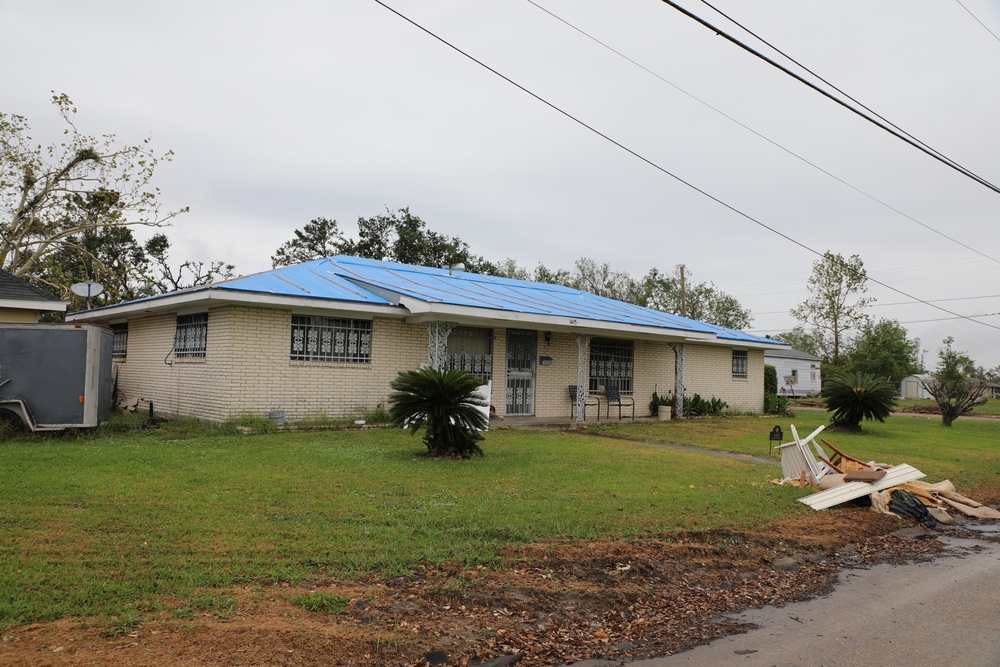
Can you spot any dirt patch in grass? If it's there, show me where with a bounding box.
[0,506,976,667]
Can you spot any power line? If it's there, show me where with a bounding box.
[525,0,1000,266]
[955,0,1000,44]
[372,1,1000,332]
[657,0,1000,197]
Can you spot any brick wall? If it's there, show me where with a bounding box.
[113,305,764,422]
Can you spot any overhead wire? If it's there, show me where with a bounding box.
[525,0,1000,266]
[954,0,1000,44]
[372,1,1000,332]
[657,0,1000,197]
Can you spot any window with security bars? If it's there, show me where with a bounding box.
[589,339,633,394]
[174,313,207,358]
[290,315,372,363]
[732,349,748,378]
[111,323,128,359]
[445,326,493,383]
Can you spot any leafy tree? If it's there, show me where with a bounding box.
[571,257,636,302]
[625,265,751,329]
[342,207,495,272]
[822,371,896,430]
[790,252,873,365]
[271,217,344,268]
[495,259,752,329]
[388,367,488,458]
[771,325,822,357]
[39,225,154,309]
[272,208,496,273]
[922,337,988,427]
[1,93,185,282]
[841,318,921,383]
[764,364,778,395]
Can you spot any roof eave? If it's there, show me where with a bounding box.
[398,297,719,343]
[0,298,68,312]
[66,288,405,322]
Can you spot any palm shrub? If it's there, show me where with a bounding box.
[822,371,896,430]
[388,367,489,458]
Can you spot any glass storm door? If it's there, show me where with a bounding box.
[505,330,536,416]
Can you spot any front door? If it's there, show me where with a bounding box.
[505,330,536,416]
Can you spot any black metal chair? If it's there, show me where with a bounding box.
[605,386,635,420]
[569,385,600,421]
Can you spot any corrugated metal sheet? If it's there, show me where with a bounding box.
[214,260,389,303]
[798,464,926,510]
[72,255,777,344]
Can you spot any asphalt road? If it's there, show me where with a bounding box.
[623,525,1000,667]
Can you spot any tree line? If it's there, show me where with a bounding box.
[4,94,997,413]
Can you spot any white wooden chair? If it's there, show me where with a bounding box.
[776,424,835,486]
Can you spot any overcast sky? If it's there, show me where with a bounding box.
[5,0,1000,369]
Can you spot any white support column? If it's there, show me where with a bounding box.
[674,342,685,420]
[576,333,592,423]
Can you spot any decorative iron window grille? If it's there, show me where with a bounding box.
[111,323,128,359]
[589,339,633,394]
[732,349,748,378]
[174,313,208,358]
[445,326,493,382]
[290,315,372,363]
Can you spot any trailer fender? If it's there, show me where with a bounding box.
[0,400,35,432]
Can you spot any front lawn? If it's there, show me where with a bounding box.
[2,411,997,630]
[0,420,796,627]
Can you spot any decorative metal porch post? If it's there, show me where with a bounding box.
[575,333,592,423]
[428,321,454,370]
[673,342,685,420]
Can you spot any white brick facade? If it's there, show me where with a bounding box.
[113,305,764,422]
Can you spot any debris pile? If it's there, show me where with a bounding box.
[774,424,1000,525]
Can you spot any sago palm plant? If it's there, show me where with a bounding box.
[822,371,897,430]
[388,367,489,458]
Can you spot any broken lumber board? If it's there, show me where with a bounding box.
[798,464,925,510]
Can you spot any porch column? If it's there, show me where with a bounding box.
[428,321,455,370]
[575,333,592,423]
[673,342,685,419]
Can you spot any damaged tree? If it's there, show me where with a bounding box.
[921,337,988,427]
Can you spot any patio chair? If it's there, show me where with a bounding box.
[605,386,635,420]
[775,424,834,487]
[569,385,600,421]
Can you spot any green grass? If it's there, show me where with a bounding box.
[1,411,998,629]
[291,591,349,614]
[591,410,1000,490]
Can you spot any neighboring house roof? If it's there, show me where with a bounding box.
[764,347,821,362]
[0,270,68,313]
[68,256,783,348]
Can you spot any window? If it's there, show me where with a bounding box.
[589,339,633,393]
[174,313,208,358]
[111,323,128,359]
[446,326,493,383]
[732,349,748,379]
[290,315,372,363]
[810,371,817,383]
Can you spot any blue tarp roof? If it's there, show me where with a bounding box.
[215,256,770,344]
[77,255,776,345]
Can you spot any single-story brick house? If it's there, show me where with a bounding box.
[67,256,784,423]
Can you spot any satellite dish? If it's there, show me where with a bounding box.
[71,281,104,297]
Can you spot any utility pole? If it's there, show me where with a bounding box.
[679,264,687,318]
